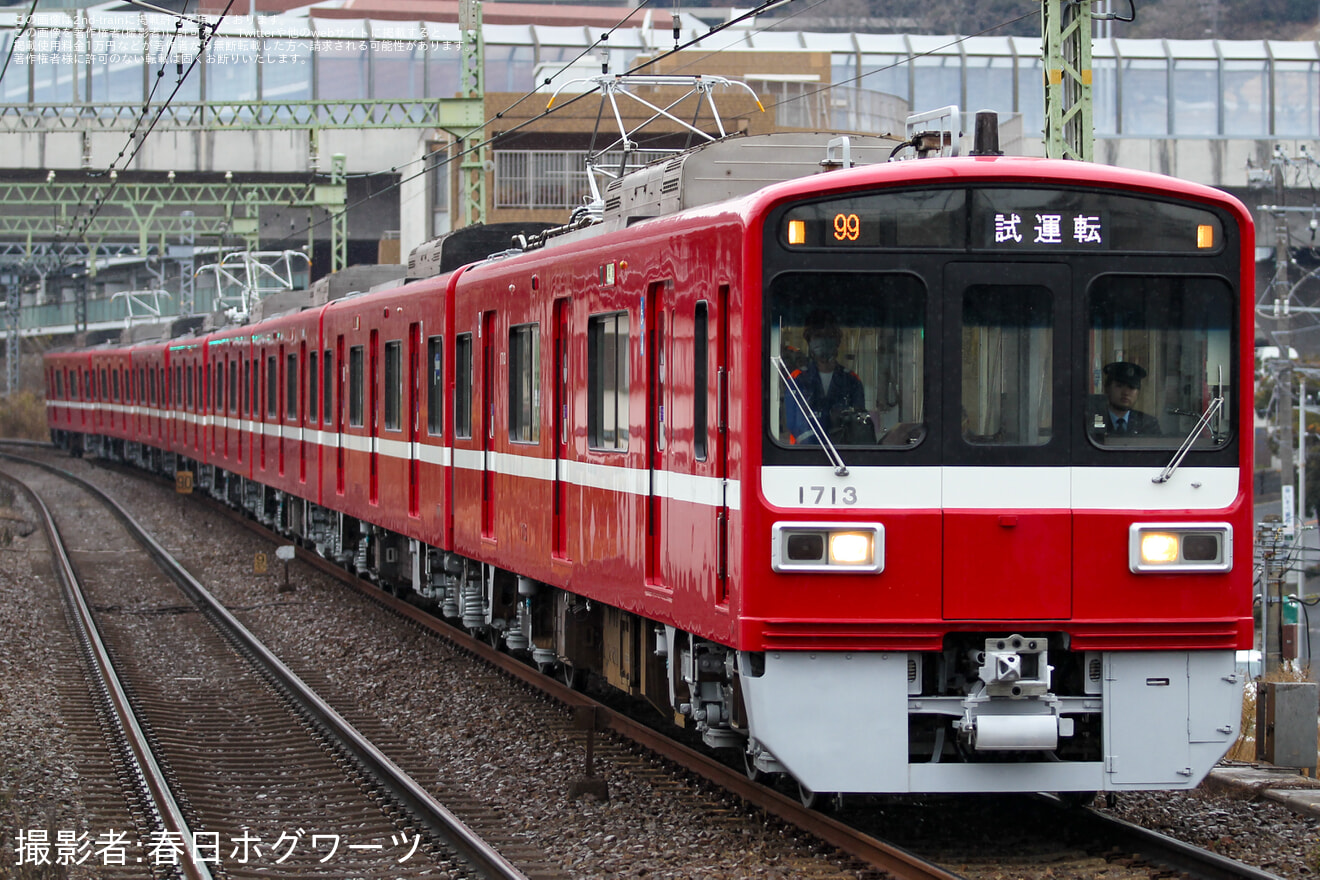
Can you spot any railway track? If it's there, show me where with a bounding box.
[0,442,1296,880]
[0,451,538,880]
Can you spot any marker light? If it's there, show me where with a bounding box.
[787,219,807,245]
[1129,523,1232,573]
[1197,224,1215,249]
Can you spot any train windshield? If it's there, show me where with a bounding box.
[764,184,1240,462]
[768,272,926,449]
[1086,275,1233,450]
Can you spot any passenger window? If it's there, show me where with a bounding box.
[427,336,443,436]
[287,353,298,420]
[508,324,540,443]
[588,313,628,450]
[309,351,319,423]
[266,355,278,418]
[454,334,473,439]
[384,340,402,431]
[349,345,365,428]
[322,350,333,425]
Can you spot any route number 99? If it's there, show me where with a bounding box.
[832,213,861,242]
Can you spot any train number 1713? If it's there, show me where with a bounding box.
[798,485,858,506]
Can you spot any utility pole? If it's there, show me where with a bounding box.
[4,272,18,395]
[459,0,488,227]
[1042,0,1094,161]
[1274,153,1295,514]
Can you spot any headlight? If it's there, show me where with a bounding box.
[1129,523,1232,573]
[773,523,884,573]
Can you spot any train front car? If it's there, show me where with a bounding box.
[740,157,1253,798]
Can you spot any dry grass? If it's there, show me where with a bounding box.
[1226,664,1317,765]
[0,392,48,442]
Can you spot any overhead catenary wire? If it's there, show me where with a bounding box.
[56,0,235,253]
[267,0,804,251]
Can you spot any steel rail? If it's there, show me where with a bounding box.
[0,460,214,880]
[229,506,965,880]
[1,452,530,880]
[1064,800,1288,880]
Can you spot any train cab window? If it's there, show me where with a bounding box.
[427,336,443,436]
[768,273,926,449]
[1086,276,1234,450]
[384,340,402,431]
[349,345,365,428]
[54,370,63,399]
[287,353,298,420]
[508,324,540,443]
[454,334,473,439]
[960,285,1054,447]
[588,313,629,451]
[309,351,319,423]
[322,350,333,425]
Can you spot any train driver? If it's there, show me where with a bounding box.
[1090,361,1162,437]
[786,310,870,444]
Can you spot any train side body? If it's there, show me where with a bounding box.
[43,146,1255,799]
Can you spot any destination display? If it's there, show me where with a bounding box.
[781,187,1223,254]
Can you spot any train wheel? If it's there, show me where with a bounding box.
[797,783,842,812]
[559,662,587,690]
[742,750,765,784]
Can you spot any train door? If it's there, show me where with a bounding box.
[259,354,268,472]
[408,322,420,518]
[941,263,1072,621]
[710,287,731,603]
[336,336,346,496]
[370,329,380,505]
[278,344,287,476]
[553,298,571,559]
[646,281,672,587]
[298,342,307,484]
[481,310,496,539]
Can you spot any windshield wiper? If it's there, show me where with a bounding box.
[1153,393,1224,484]
[771,355,848,476]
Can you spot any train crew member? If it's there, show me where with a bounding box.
[1091,360,1161,436]
[787,310,869,444]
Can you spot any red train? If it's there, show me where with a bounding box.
[46,127,1255,802]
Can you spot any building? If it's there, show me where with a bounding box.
[2,2,1319,339]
